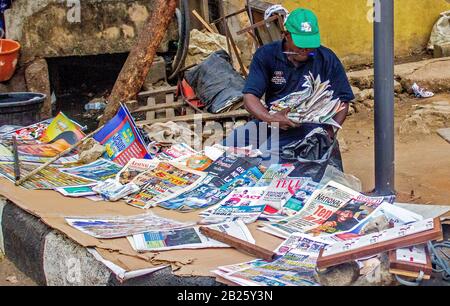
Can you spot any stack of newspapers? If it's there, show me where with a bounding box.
[269,72,346,128]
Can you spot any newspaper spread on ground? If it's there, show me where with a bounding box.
[60,159,123,182]
[281,181,321,216]
[131,220,255,252]
[269,73,346,129]
[126,162,206,209]
[65,213,194,239]
[54,184,98,197]
[0,163,94,189]
[255,164,295,187]
[205,155,261,188]
[219,166,264,191]
[263,181,358,238]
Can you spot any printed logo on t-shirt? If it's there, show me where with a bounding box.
[271,71,287,85]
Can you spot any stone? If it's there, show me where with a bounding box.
[316,262,360,286]
[437,128,450,144]
[399,101,450,137]
[79,139,106,164]
[6,275,18,284]
[363,99,374,109]
[434,43,450,58]
[394,80,403,94]
[337,134,349,153]
[24,59,52,119]
[143,56,167,90]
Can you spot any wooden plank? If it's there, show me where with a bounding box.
[132,101,185,113]
[165,93,176,118]
[437,128,450,144]
[199,227,277,262]
[137,110,250,126]
[317,218,443,270]
[389,247,433,277]
[236,15,279,36]
[200,0,210,24]
[138,86,177,99]
[192,9,218,34]
[224,21,248,77]
[146,97,156,121]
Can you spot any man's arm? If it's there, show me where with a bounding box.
[326,102,349,139]
[244,94,298,130]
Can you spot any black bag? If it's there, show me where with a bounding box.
[184,50,245,114]
[281,128,344,182]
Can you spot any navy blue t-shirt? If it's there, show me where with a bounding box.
[243,40,355,107]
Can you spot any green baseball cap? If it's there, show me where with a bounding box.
[285,8,321,49]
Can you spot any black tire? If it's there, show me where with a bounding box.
[168,0,190,80]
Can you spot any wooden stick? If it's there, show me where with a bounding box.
[15,126,104,186]
[12,136,20,181]
[192,9,218,34]
[224,21,248,77]
[199,226,277,262]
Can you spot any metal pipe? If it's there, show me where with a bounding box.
[374,0,395,196]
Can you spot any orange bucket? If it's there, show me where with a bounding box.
[0,39,21,82]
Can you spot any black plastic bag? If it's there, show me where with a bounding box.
[282,128,344,182]
[185,50,245,114]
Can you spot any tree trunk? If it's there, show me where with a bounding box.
[100,0,178,126]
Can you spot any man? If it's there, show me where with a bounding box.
[224,8,354,167]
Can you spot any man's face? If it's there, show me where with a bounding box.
[284,32,315,62]
[336,210,354,222]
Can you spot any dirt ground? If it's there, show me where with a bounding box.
[342,93,450,205]
[0,93,449,286]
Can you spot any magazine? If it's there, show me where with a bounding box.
[219,166,264,191]
[281,181,321,216]
[158,183,231,212]
[66,213,194,239]
[201,205,266,225]
[0,163,93,190]
[157,143,198,161]
[258,177,311,211]
[60,159,123,182]
[93,104,151,165]
[131,220,255,252]
[54,184,98,197]
[126,162,206,209]
[255,164,295,187]
[205,155,261,188]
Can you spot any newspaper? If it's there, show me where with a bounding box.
[201,186,267,214]
[92,179,140,202]
[264,181,358,238]
[93,104,151,166]
[65,213,194,239]
[200,205,266,225]
[255,164,295,187]
[270,73,345,129]
[126,162,206,209]
[258,177,312,210]
[60,159,123,182]
[131,220,255,252]
[115,158,160,184]
[157,143,198,162]
[0,163,93,190]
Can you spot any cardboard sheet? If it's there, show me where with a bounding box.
[0,178,283,278]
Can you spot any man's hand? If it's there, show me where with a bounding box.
[269,108,299,130]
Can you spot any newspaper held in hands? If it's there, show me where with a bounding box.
[131,220,255,252]
[269,72,345,129]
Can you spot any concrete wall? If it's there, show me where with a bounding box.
[223,0,450,66]
[5,0,178,64]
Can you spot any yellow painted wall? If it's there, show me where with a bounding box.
[279,0,450,65]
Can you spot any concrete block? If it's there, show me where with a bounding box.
[25,59,52,119]
[144,56,167,88]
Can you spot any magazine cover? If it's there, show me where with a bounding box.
[158,183,231,212]
[205,155,260,188]
[116,158,160,184]
[255,164,296,187]
[39,112,85,143]
[258,177,312,210]
[94,104,151,165]
[282,181,321,215]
